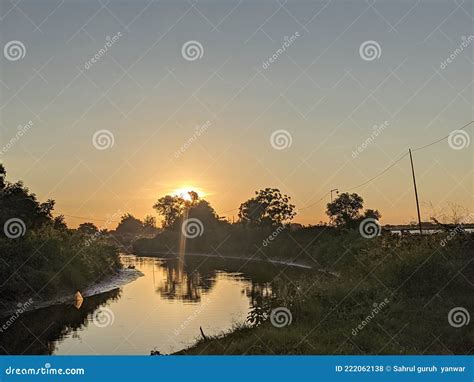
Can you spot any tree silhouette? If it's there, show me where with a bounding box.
[326,192,364,227]
[176,199,224,230]
[0,163,6,189]
[363,209,381,220]
[239,188,296,226]
[153,195,187,229]
[53,215,68,231]
[326,193,381,227]
[116,213,143,234]
[143,215,157,228]
[154,192,225,231]
[0,163,56,233]
[78,222,99,235]
[143,215,158,234]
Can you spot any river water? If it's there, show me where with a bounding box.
[0,255,279,355]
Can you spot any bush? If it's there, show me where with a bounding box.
[0,227,120,301]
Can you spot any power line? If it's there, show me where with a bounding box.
[220,207,238,214]
[345,121,473,191]
[345,151,410,192]
[296,151,409,210]
[299,120,473,208]
[412,120,473,152]
[52,121,473,220]
[57,214,120,223]
[298,191,331,211]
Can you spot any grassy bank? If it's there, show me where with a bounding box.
[0,163,121,307]
[176,232,473,355]
[0,227,121,304]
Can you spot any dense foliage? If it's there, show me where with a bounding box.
[0,227,120,301]
[239,188,296,226]
[326,192,381,227]
[0,164,121,302]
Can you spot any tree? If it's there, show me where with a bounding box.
[239,199,265,225]
[143,215,158,234]
[326,192,364,227]
[53,215,68,231]
[143,215,157,229]
[239,188,296,226]
[153,191,226,231]
[363,209,381,220]
[0,163,56,233]
[78,222,99,235]
[326,193,382,227]
[116,213,143,235]
[0,163,6,190]
[184,200,223,229]
[153,191,201,229]
[153,195,186,229]
[187,191,199,204]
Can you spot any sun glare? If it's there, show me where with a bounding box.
[173,187,205,201]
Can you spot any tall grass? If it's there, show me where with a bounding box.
[0,227,121,302]
[177,232,473,354]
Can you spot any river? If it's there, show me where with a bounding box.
[0,255,283,355]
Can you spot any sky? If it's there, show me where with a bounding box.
[0,0,472,227]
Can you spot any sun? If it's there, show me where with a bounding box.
[173,186,205,201]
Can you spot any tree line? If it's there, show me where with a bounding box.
[0,161,380,238]
[148,187,380,232]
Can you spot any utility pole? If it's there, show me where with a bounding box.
[330,188,339,202]
[409,149,423,235]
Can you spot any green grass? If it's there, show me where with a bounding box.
[0,227,121,302]
[177,232,473,355]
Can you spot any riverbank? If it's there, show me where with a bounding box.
[176,232,473,355]
[134,251,313,269]
[0,164,124,313]
[0,267,143,318]
[0,227,123,314]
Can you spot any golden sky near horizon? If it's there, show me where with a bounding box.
[1,1,472,228]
